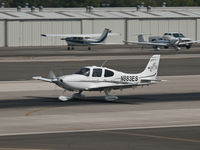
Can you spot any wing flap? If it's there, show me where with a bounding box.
[86,82,151,91]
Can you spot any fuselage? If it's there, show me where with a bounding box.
[66,37,103,46]
[65,28,110,46]
[55,66,141,91]
[148,33,192,49]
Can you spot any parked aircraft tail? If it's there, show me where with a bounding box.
[97,28,111,43]
[138,34,146,42]
[140,55,160,80]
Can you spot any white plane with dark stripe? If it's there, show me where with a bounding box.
[41,28,119,50]
[33,55,163,101]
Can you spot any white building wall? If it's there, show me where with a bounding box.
[186,20,196,40]
[197,19,200,40]
[7,21,21,47]
[0,21,4,47]
[92,19,124,44]
[127,19,141,41]
[7,20,81,47]
[82,20,93,34]
[5,18,199,47]
[128,19,196,42]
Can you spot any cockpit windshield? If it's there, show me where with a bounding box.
[74,68,90,76]
[173,33,185,38]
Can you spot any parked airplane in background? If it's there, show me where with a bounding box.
[124,33,200,51]
[33,55,163,101]
[41,28,119,50]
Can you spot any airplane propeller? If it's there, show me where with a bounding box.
[48,70,59,82]
[48,70,56,79]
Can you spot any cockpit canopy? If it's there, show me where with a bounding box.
[74,67,90,76]
[74,67,114,77]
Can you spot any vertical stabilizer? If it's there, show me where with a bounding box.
[97,28,110,43]
[138,34,145,42]
[140,55,160,80]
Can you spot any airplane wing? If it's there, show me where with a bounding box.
[124,41,169,46]
[90,43,121,45]
[86,82,150,91]
[178,40,200,45]
[86,78,167,91]
[41,33,119,38]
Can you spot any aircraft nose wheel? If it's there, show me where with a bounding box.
[58,90,71,101]
[58,95,70,101]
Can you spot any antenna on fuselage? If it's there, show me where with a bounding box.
[101,60,108,67]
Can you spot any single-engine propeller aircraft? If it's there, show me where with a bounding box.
[124,33,200,51]
[33,55,162,101]
[41,28,119,50]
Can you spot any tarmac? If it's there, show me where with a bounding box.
[0,46,200,150]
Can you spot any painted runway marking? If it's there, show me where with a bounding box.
[0,148,50,150]
[102,130,200,143]
[25,109,42,116]
[0,124,200,137]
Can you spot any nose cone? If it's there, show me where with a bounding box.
[57,74,86,90]
[60,74,84,82]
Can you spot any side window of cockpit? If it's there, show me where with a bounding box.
[104,69,114,77]
[75,68,90,76]
[92,69,102,77]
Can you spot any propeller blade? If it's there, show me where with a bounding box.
[48,70,56,79]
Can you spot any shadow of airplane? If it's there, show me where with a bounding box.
[0,92,200,109]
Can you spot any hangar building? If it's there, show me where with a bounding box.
[0,6,200,47]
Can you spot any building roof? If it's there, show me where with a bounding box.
[0,7,200,20]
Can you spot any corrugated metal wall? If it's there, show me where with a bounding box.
[7,20,81,47]
[0,21,4,47]
[2,18,200,47]
[127,19,196,42]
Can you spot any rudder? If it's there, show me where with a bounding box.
[140,55,160,80]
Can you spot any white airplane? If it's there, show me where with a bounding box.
[124,33,200,51]
[41,28,119,50]
[33,55,162,101]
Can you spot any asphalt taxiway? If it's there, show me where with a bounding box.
[0,46,200,149]
[0,54,200,80]
[0,126,200,150]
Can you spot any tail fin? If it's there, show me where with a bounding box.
[138,34,145,42]
[140,55,160,80]
[97,28,110,43]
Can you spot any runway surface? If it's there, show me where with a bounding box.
[0,45,200,57]
[0,46,200,149]
[0,75,200,150]
[0,75,200,134]
[0,55,200,81]
[0,126,200,150]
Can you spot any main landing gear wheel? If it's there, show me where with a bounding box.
[72,90,85,99]
[104,90,118,101]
